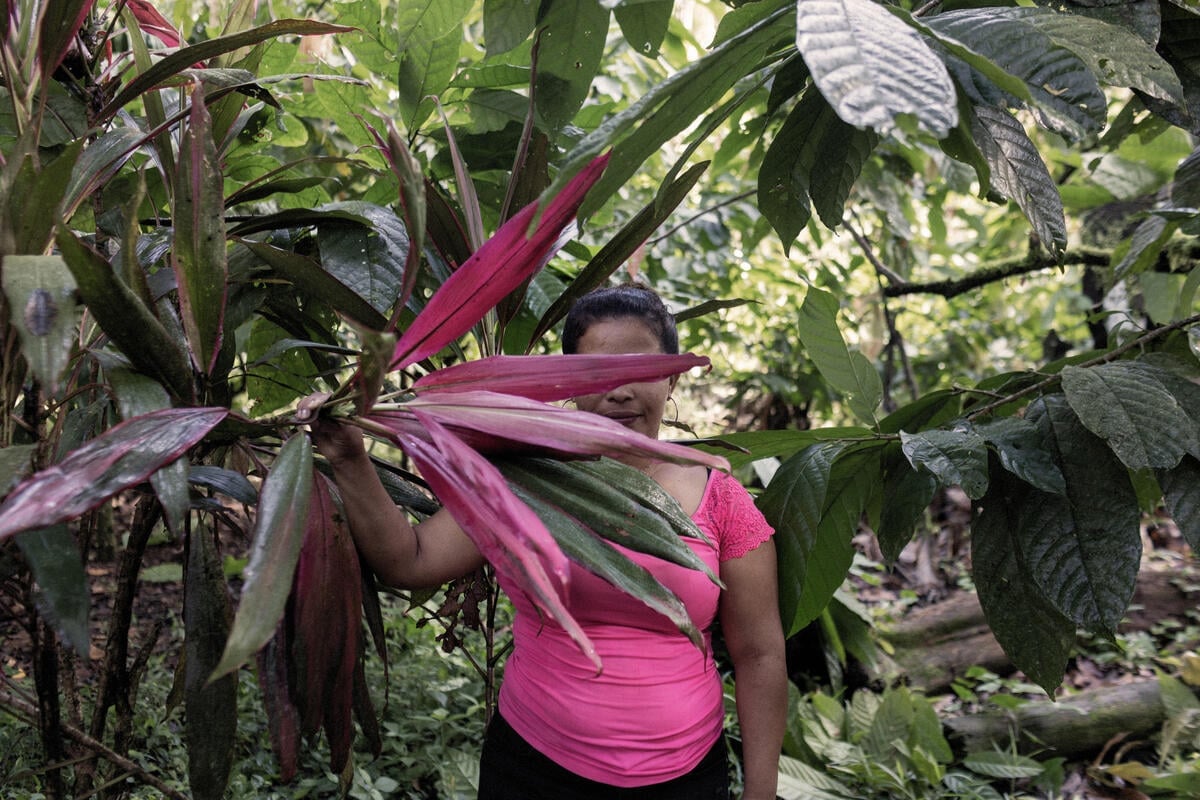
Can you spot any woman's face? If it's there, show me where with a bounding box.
[572,317,674,440]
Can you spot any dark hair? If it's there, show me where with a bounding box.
[561,284,678,355]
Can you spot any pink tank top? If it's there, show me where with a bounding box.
[494,469,775,787]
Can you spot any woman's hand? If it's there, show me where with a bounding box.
[309,416,368,469]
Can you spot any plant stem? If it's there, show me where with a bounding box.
[0,690,190,800]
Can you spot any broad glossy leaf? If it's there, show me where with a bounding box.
[188,465,258,504]
[505,471,702,649]
[928,9,1105,141]
[173,88,227,375]
[877,447,937,564]
[15,525,89,655]
[1161,456,1200,551]
[972,471,1074,695]
[535,1,610,129]
[974,416,1066,495]
[697,428,871,471]
[1023,396,1141,634]
[0,408,226,542]
[241,242,388,331]
[397,416,601,671]
[184,525,236,800]
[900,428,989,500]
[398,25,462,132]
[106,366,190,535]
[1,256,78,395]
[1062,363,1198,470]
[1012,6,1183,104]
[212,434,313,681]
[376,391,728,471]
[614,0,672,57]
[483,0,538,56]
[968,104,1067,254]
[795,0,956,137]
[412,352,710,401]
[390,153,610,369]
[316,201,411,316]
[10,141,83,254]
[63,127,147,219]
[57,229,194,399]
[501,458,717,580]
[796,288,881,425]
[758,441,840,635]
[780,446,880,634]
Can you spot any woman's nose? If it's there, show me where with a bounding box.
[604,383,635,401]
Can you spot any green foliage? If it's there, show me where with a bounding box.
[777,684,1058,799]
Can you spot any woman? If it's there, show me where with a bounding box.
[313,285,786,799]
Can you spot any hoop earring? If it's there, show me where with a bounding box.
[668,395,679,425]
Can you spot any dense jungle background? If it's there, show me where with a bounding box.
[2,0,1200,798]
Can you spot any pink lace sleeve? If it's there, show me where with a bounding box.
[699,471,775,561]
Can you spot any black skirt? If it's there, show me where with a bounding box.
[477,710,730,800]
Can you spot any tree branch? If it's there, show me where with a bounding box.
[882,248,1113,298]
[965,311,1200,420]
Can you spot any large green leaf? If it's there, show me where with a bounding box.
[15,525,89,656]
[483,0,539,56]
[506,477,702,649]
[758,89,880,244]
[876,445,937,564]
[173,89,227,376]
[973,416,1066,495]
[972,470,1075,695]
[0,408,227,542]
[212,434,313,681]
[1161,456,1200,551]
[1022,395,1142,634]
[1,255,78,395]
[613,0,672,57]
[968,104,1067,254]
[794,0,956,137]
[700,427,873,471]
[565,6,791,220]
[0,445,34,494]
[900,428,989,499]
[184,525,236,800]
[534,0,610,130]
[1062,362,1199,471]
[398,24,462,132]
[928,8,1106,141]
[56,229,194,399]
[761,442,881,634]
[499,458,718,584]
[796,287,882,426]
[315,202,411,317]
[1012,6,1184,104]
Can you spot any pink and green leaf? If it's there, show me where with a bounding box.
[211,433,313,682]
[390,152,611,369]
[173,86,228,375]
[395,417,600,671]
[256,625,300,783]
[0,407,227,542]
[373,391,729,471]
[125,0,186,47]
[412,352,710,402]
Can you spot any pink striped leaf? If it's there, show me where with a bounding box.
[0,407,227,542]
[372,391,729,471]
[396,416,600,671]
[126,0,186,48]
[412,353,711,402]
[390,153,611,369]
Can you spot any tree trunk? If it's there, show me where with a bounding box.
[944,678,1169,760]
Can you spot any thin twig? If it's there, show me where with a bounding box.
[648,189,754,245]
[0,690,190,800]
[966,312,1200,420]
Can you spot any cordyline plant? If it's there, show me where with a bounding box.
[0,3,730,797]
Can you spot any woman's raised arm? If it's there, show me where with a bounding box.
[310,419,485,589]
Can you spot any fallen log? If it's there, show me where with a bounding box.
[943,677,1168,760]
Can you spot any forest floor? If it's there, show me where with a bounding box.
[2,486,1198,799]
